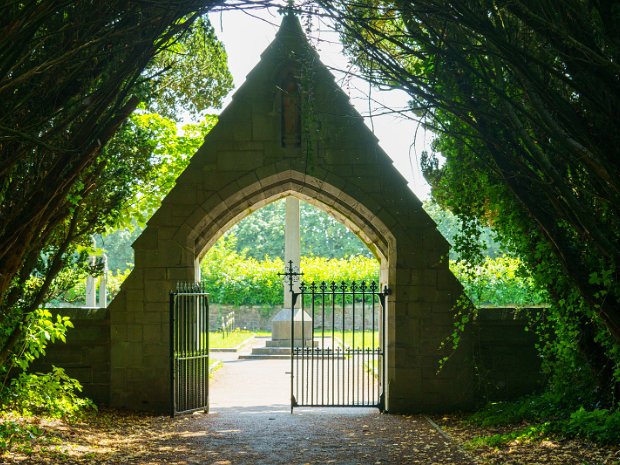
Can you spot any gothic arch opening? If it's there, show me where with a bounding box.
[188,170,397,409]
[191,171,393,279]
[200,190,385,409]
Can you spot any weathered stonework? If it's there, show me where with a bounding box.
[108,14,474,413]
[31,308,110,405]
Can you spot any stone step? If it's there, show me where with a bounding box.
[250,347,294,355]
[266,339,317,348]
[240,346,347,360]
[238,353,292,360]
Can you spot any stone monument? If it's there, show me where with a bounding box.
[245,197,315,357]
[269,197,314,347]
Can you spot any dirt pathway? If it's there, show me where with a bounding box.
[4,348,475,464]
[166,405,474,465]
[165,349,475,465]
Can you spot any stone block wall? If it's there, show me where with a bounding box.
[31,307,110,405]
[210,304,273,331]
[471,307,543,403]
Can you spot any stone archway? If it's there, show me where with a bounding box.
[192,170,392,267]
[108,13,474,413]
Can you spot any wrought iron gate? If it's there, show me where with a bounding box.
[282,262,388,412]
[169,283,209,416]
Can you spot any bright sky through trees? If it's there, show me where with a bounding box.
[208,5,432,199]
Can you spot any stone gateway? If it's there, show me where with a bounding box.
[108,13,476,413]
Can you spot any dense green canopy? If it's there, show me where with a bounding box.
[0,1,230,368]
[315,0,620,400]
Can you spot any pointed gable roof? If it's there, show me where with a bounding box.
[111,11,469,416]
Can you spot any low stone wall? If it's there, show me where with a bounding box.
[212,303,544,404]
[210,303,380,332]
[31,307,110,406]
[471,307,544,403]
[32,304,542,410]
[210,304,274,331]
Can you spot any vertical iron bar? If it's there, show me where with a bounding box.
[321,284,325,406]
[341,283,345,405]
[372,293,381,405]
[206,293,209,411]
[169,292,175,416]
[199,293,203,409]
[331,285,335,406]
[180,290,184,413]
[196,291,200,410]
[182,290,186,411]
[290,292,297,413]
[189,291,194,412]
[347,350,351,405]
[352,286,355,405]
[375,293,380,407]
[301,291,305,405]
[380,288,387,411]
[208,294,210,407]
[194,296,203,407]
[188,291,192,411]
[311,285,315,405]
[201,293,204,409]
[184,291,188,412]
[314,289,318,405]
[190,291,195,411]
[362,286,366,406]
[372,293,376,406]
[186,291,190,412]
[195,291,199,409]
[176,290,180,414]
[299,291,303,405]
[179,290,183,413]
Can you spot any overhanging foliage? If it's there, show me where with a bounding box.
[314,0,620,403]
[0,0,226,369]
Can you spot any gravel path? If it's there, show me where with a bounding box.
[165,348,475,465]
[4,344,475,464]
[166,405,474,465]
[4,344,616,464]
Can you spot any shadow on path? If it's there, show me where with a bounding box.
[174,354,475,464]
[2,353,474,465]
[168,403,473,465]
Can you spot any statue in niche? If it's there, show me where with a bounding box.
[281,73,301,148]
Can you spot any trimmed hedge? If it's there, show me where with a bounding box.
[200,235,380,305]
[201,235,546,307]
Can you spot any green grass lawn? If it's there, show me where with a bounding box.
[207,329,380,349]
[330,330,380,349]
[208,329,255,348]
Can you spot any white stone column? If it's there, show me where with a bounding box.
[98,254,108,308]
[283,196,301,309]
[268,196,313,346]
[85,254,97,308]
